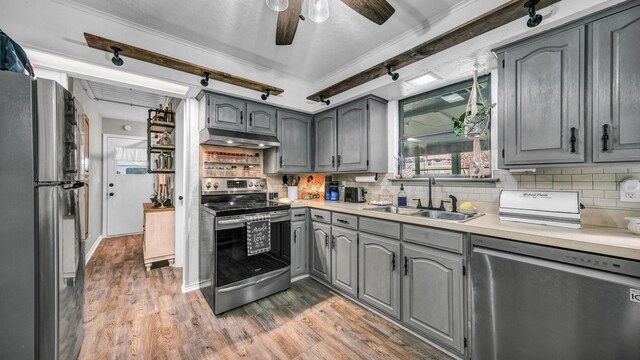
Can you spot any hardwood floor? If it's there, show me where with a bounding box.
[79,234,454,360]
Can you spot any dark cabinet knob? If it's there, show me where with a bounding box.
[109,183,114,187]
[109,192,114,197]
[179,196,184,200]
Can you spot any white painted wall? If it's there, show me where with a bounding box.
[102,117,147,137]
[71,78,104,256]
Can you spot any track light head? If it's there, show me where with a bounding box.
[261,89,271,101]
[386,64,399,81]
[320,96,330,106]
[201,72,210,87]
[524,0,543,28]
[111,46,123,66]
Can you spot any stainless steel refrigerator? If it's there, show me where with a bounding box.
[0,71,84,360]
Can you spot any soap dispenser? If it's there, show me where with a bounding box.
[398,184,407,207]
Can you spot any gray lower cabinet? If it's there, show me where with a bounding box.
[337,100,368,172]
[314,110,337,173]
[246,102,277,136]
[592,5,640,162]
[205,94,247,132]
[500,26,586,166]
[330,226,358,297]
[358,232,400,319]
[291,220,308,278]
[310,222,331,282]
[402,243,464,354]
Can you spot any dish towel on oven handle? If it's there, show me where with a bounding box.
[246,213,271,256]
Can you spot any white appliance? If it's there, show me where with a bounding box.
[499,190,581,228]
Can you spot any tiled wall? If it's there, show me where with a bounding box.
[266,165,640,211]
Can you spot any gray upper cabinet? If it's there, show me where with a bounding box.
[310,221,331,283]
[206,94,247,132]
[592,6,640,162]
[246,102,277,136]
[330,226,358,297]
[291,219,308,278]
[314,110,337,173]
[337,100,369,172]
[403,243,464,354]
[500,26,586,166]
[358,232,400,319]
[274,111,312,173]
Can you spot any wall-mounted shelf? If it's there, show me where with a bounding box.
[147,108,176,174]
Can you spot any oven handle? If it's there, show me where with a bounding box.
[218,218,247,226]
[217,268,290,293]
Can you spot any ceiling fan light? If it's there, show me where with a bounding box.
[266,0,289,12]
[309,0,329,23]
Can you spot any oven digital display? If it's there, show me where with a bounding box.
[227,180,247,189]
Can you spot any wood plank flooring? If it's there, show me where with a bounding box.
[79,234,454,360]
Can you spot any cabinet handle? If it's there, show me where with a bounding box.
[294,229,297,243]
[392,252,396,271]
[331,235,335,249]
[602,124,610,152]
[570,127,577,154]
[240,111,243,125]
[337,155,341,167]
[331,155,335,168]
[249,113,253,127]
[336,219,349,224]
[404,256,409,276]
[294,214,305,218]
[325,234,328,247]
[279,156,283,168]
[314,214,324,220]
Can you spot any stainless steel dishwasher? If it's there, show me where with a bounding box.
[471,234,640,360]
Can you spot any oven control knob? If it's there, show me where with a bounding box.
[213,182,219,189]
[205,182,212,189]
[248,182,254,188]
[260,182,266,188]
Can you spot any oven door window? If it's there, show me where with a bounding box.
[216,221,291,287]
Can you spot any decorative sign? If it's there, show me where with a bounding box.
[247,215,271,256]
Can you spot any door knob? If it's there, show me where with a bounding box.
[179,196,184,200]
[109,183,114,187]
[109,192,114,197]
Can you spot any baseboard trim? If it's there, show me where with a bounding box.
[182,280,210,294]
[85,235,104,265]
[292,274,310,283]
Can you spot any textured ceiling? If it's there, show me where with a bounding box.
[66,0,470,82]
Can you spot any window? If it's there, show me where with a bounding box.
[399,75,491,177]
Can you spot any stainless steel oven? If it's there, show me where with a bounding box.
[199,177,292,315]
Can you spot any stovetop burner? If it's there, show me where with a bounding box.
[201,192,290,216]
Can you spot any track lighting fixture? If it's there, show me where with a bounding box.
[111,46,123,66]
[201,72,210,87]
[320,96,330,106]
[524,0,543,28]
[261,89,271,101]
[386,64,399,81]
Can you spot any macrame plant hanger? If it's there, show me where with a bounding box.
[463,70,490,178]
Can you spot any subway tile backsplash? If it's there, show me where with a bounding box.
[266,166,640,211]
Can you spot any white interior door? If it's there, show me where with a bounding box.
[105,136,153,236]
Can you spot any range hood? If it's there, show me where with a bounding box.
[199,128,280,149]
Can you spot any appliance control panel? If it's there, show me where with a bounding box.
[620,178,640,203]
[202,177,266,194]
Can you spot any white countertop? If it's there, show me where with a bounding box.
[284,199,640,260]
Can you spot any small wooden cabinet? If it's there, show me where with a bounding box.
[143,203,175,271]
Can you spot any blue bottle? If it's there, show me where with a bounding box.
[398,184,407,207]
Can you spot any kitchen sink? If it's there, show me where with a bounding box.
[365,206,483,223]
[364,206,423,215]
[412,210,483,222]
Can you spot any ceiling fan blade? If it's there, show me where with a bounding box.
[340,0,395,25]
[276,0,303,45]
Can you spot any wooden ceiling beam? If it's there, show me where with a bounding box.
[307,0,562,102]
[84,33,284,95]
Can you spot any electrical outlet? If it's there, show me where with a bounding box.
[620,178,640,203]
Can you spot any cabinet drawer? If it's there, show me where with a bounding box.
[402,224,464,254]
[359,217,400,239]
[292,208,307,221]
[332,212,358,230]
[310,209,331,223]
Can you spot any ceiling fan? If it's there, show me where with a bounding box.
[269,0,396,46]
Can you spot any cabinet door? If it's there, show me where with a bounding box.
[314,110,337,173]
[291,220,307,278]
[337,100,368,172]
[502,27,585,165]
[207,94,247,132]
[247,102,277,136]
[310,222,331,282]
[592,6,640,162]
[278,111,312,173]
[402,244,464,354]
[358,233,400,319]
[331,226,358,297]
